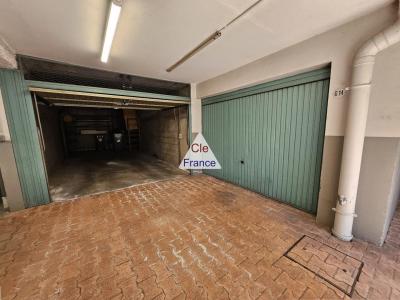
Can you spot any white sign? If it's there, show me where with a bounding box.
[179,133,221,170]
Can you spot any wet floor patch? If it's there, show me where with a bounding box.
[48,152,188,201]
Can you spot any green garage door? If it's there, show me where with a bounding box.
[202,68,330,214]
[0,69,50,207]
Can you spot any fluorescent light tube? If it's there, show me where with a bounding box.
[101,1,122,63]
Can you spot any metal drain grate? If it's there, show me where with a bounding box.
[283,235,363,297]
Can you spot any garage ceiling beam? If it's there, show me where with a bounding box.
[29,87,189,105]
[26,80,190,102]
[52,103,161,110]
[42,97,175,108]
[18,56,190,97]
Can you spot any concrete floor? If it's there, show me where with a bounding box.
[0,175,399,299]
[48,152,187,201]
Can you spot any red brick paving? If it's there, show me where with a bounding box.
[0,175,399,299]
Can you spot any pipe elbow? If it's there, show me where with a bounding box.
[355,43,379,61]
[354,19,400,66]
[382,19,400,44]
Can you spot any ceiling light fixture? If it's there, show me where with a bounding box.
[166,0,263,72]
[101,0,123,63]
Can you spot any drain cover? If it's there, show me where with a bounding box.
[283,235,363,297]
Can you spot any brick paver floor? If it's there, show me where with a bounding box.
[0,175,399,299]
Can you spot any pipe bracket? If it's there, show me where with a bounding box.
[337,195,348,205]
[332,207,357,217]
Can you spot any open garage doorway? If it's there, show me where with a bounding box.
[32,90,189,201]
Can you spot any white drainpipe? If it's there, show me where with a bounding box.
[332,3,400,241]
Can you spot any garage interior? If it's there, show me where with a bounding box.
[27,57,190,201]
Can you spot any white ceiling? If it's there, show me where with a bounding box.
[0,0,394,83]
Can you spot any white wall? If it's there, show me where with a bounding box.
[367,42,400,137]
[196,3,398,137]
[354,138,400,245]
[0,88,10,141]
[190,83,202,134]
[0,36,17,69]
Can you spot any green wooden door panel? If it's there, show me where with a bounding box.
[0,69,50,207]
[202,68,330,214]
